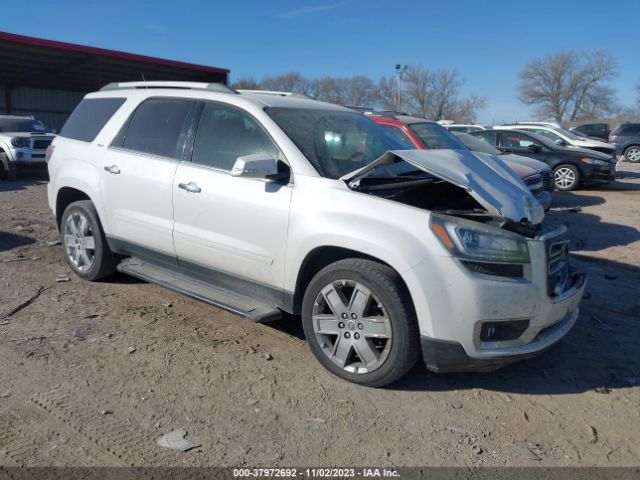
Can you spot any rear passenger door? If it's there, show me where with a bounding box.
[101,98,198,266]
[172,102,292,297]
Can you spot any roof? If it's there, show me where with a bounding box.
[0,31,229,92]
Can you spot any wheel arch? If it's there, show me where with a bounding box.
[55,187,94,231]
[291,246,415,316]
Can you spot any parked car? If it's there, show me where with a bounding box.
[571,123,610,141]
[365,113,552,210]
[452,132,554,210]
[608,123,640,163]
[442,124,486,133]
[494,124,616,156]
[469,129,617,191]
[0,115,56,180]
[47,82,585,387]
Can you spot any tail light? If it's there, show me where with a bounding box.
[609,135,617,143]
[45,144,55,162]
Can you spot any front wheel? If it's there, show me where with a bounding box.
[301,259,419,387]
[553,164,581,191]
[60,200,118,281]
[624,145,640,163]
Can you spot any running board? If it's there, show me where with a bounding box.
[117,258,282,323]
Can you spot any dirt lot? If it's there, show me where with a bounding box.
[0,163,639,468]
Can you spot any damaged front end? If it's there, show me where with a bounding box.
[342,149,545,237]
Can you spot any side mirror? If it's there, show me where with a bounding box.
[528,144,542,153]
[231,153,279,179]
[554,138,565,146]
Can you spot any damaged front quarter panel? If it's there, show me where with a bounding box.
[341,149,546,226]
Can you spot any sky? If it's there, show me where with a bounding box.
[2,0,639,124]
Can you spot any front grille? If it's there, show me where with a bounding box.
[542,171,555,192]
[462,261,524,278]
[546,235,570,296]
[33,139,52,150]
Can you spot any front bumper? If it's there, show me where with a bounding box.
[582,163,616,184]
[403,225,586,373]
[421,272,585,372]
[9,147,48,169]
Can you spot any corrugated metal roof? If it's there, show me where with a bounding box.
[0,31,229,91]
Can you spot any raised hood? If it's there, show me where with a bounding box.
[341,149,545,225]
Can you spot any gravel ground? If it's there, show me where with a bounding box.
[0,162,639,467]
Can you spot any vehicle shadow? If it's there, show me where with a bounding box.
[0,231,36,252]
[0,171,48,193]
[390,254,640,394]
[546,194,639,253]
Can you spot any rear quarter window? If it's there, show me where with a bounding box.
[60,98,126,142]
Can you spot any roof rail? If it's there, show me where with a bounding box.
[236,89,312,99]
[100,81,236,93]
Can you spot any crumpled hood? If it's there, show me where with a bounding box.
[341,149,545,225]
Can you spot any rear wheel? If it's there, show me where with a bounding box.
[301,259,419,387]
[553,164,580,191]
[0,152,17,181]
[60,200,118,281]
[624,145,640,163]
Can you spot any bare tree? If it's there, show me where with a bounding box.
[403,66,430,117]
[230,77,260,90]
[374,77,400,111]
[518,50,617,122]
[343,76,375,106]
[400,66,487,121]
[259,72,316,96]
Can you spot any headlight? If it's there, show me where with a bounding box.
[10,137,30,148]
[580,157,608,166]
[430,214,530,264]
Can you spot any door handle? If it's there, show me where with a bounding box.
[104,165,121,174]
[178,182,202,193]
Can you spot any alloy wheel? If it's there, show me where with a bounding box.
[311,279,392,374]
[64,211,96,272]
[554,167,576,189]
[625,147,640,163]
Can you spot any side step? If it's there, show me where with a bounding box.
[117,258,282,323]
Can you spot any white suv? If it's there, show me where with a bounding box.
[0,115,55,180]
[47,82,586,387]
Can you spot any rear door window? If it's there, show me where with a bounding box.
[379,125,416,148]
[119,98,196,160]
[471,130,498,146]
[60,98,126,142]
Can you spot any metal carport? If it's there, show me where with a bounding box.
[0,31,229,129]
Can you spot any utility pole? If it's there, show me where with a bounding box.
[395,64,407,112]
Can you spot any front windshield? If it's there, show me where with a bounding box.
[0,118,48,133]
[454,132,501,155]
[408,122,464,149]
[265,107,409,179]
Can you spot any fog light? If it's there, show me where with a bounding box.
[480,319,530,342]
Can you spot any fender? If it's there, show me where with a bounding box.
[49,155,112,234]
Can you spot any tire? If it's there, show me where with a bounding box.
[60,200,118,281]
[0,152,17,181]
[553,164,580,191]
[623,145,640,163]
[301,258,419,387]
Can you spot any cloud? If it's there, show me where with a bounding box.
[276,1,348,19]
